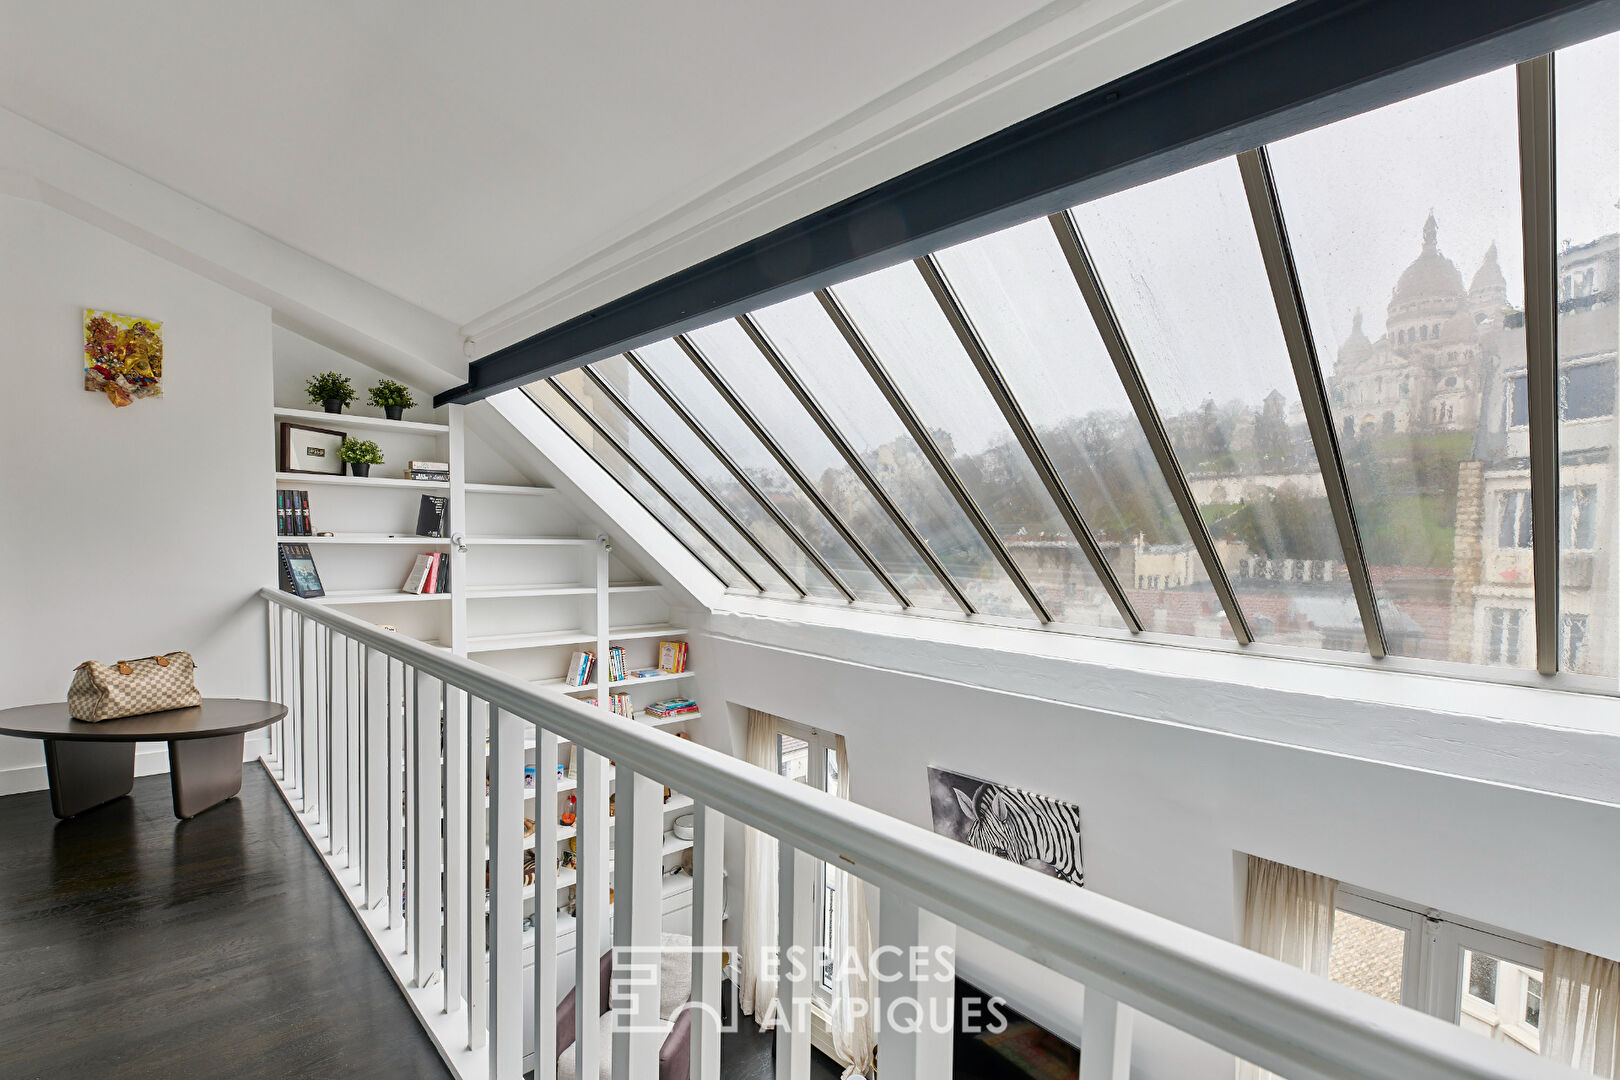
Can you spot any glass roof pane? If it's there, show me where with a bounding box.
[556,362,848,602]
[1553,33,1618,681]
[520,380,760,592]
[1267,66,1531,667]
[1073,157,1362,652]
[935,219,1230,639]
[684,319,959,612]
[831,262,1126,630]
[751,294,1030,618]
[630,338,897,606]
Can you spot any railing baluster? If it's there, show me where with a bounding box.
[444,684,464,1014]
[876,890,956,1079]
[348,637,361,873]
[413,668,442,988]
[613,766,664,1080]
[467,698,490,1052]
[488,707,525,1079]
[575,748,611,1079]
[1079,989,1133,1080]
[689,802,724,1080]
[532,728,559,1077]
[358,645,371,897]
[776,846,817,1080]
[387,658,404,932]
[300,616,314,812]
[322,624,334,851]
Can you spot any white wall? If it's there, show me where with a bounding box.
[694,624,1620,1079]
[0,195,272,792]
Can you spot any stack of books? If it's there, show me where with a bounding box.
[402,552,451,594]
[408,459,450,482]
[564,645,627,687]
[646,698,698,719]
[276,490,313,536]
[586,692,634,719]
[657,640,689,674]
[627,667,664,680]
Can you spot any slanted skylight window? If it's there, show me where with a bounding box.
[517,31,1618,687]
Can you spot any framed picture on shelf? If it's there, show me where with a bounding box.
[279,422,346,475]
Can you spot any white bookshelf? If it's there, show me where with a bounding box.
[271,380,697,967]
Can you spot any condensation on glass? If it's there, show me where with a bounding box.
[1266,68,1531,666]
[1072,158,1360,649]
[627,339,895,604]
[750,294,1033,618]
[520,379,768,592]
[935,219,1230,639]
[682,319,959,612]
[1551,33,1619,681]
[831,262,1125,629]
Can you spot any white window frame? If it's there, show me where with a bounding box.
[773,718,843,1011]
[1333,885,1544,1027]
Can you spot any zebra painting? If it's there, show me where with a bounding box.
[926,767,1085,887]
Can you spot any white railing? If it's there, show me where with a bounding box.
[259,586,1582,1080]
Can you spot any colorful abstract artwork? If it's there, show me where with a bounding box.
[84,309,164,407]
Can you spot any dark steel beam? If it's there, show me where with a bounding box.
[439,0,1614,406]
[917,255,1144,632]
[1048,210,1255,644]
[816,286,1053,623]
[1237,148,1387,658]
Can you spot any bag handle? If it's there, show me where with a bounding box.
[73,652,189,675]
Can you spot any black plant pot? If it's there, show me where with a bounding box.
[384,405,404,420]
[349,463,371,478]
[322,398,344,414]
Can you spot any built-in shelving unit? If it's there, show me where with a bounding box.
[271,370,699,980]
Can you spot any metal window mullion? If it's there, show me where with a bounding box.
[1517,54,1560,676]
[736,313,978,617]
[918,254,1144,632]
[527,381,765,593]
[675,333,914,609]
[1048,210,1255,644]
[1237,148,1387,659]
[815,287,1053,624]
[577,364,816,600]
[615,352,856,604]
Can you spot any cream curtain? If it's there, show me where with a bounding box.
[739,709,780,1025]
[827,734,877,1078]
[1542,944,1620,1077]
[1235,856,1339,1080]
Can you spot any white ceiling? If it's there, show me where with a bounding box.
[0,0,1064,328]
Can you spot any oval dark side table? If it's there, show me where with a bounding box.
[0,698,286,819]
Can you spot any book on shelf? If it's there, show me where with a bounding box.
[645,698,698,718]
[586,692,634,719]
[409,460,449,472]
[423,552,439,594]
[436,552,449,593]
[278,542,325,598]
[402,553,434,594]
[408,471,450,482]
[276,489,313,536]
[276,490,288,536]
[415,494,449,537]
[565,650,593,687]
[628,667,664,680]
[657,640,688,674]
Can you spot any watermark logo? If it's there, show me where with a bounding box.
[606,943,1008,1037]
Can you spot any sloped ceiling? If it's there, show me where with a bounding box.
[0,0,1065,327]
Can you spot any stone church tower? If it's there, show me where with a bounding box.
[1328,214,1510,439]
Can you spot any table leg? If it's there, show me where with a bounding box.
[168,734,245,819]
[44,740,135,818]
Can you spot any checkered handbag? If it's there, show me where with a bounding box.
[67,652,201,722]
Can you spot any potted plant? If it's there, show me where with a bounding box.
[367,379,417,421]
[338,437,383,478]
[306,371,355,414]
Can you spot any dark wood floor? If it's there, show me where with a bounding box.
[0,765,450,1080]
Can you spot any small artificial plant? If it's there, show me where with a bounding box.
[338,438,383,465]
[305,371,355,409]
[367,379,417,410]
